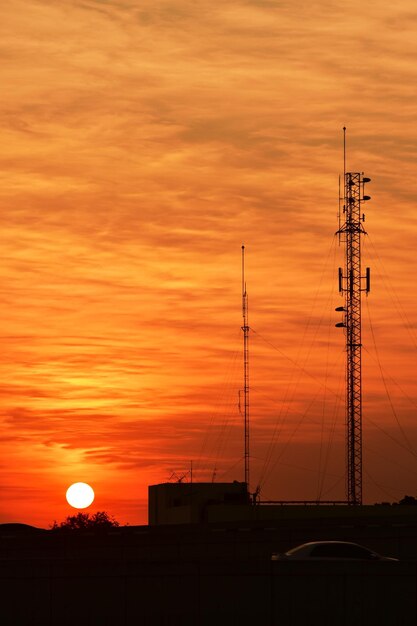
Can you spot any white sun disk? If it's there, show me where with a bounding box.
[66,482,95,509]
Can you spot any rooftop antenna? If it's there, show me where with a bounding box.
[241,245,250,491]
[335,127,371,505]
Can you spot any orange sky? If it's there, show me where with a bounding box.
[1,0,417,527]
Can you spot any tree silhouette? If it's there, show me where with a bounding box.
[51,511,120,531]
[398,495,417,506]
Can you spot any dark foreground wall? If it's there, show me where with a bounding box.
[1,555,415,626]
[1,517,417,626]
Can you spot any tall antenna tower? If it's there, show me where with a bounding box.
[241,245,250,490]
[336,128,371,505]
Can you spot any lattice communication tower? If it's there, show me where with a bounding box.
[336,135,371,506]
[241,245,250,490]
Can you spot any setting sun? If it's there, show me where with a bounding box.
[66,483,95,509]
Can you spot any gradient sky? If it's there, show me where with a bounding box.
[1,0,417,527]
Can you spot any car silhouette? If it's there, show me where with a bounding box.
[271,541,398,561]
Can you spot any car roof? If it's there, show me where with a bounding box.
[291,541,365,548]
[286,540,369,553]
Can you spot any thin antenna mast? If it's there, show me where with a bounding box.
[343,125,346,180]
[337,126,347,235]
[241,245,250,491]
[336,128,371,505]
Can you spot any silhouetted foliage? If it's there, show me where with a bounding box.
[374,495,417,506]
[398,495,417,506]
[50,511,120,531]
